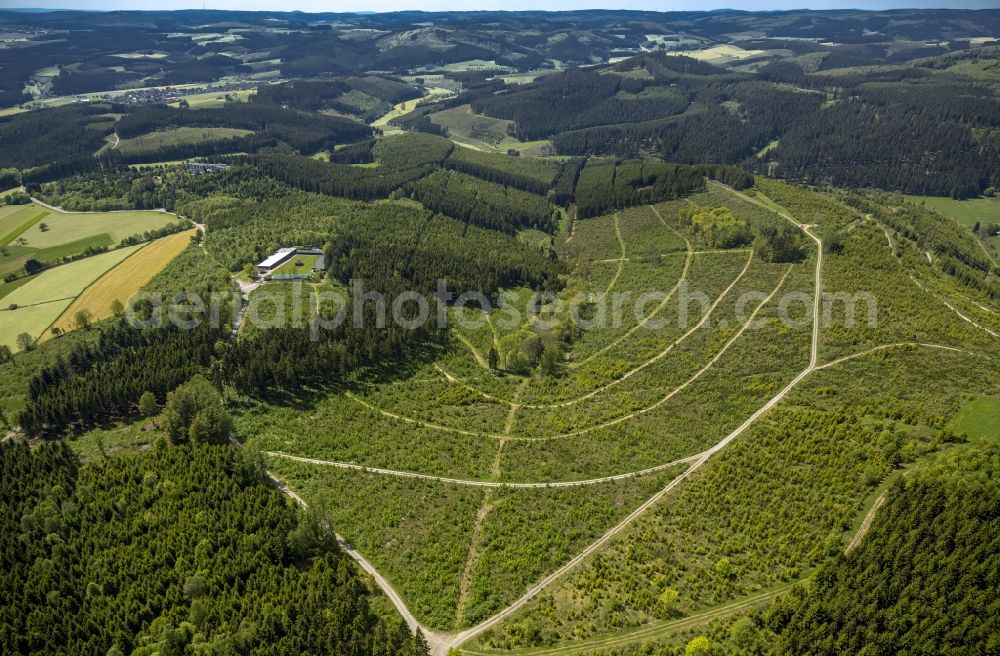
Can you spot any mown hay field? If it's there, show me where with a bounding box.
[19,207,178,249]
[0,204,50,245]
[0,244,144,351]
[45,229,197,338]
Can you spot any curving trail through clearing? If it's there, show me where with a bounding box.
[347,257,779,442]
[256,186,995,656]
[265,450,700,488]
[453,329,491,369]
[936,296,999,338]
[267,182,984,656]
[458,581,802,656]
[434,186,826,656]
[433,247,755,412]
[572,206,694,369]
[868,213,998,339]
[578,212,627,302]
[815,341,967,370]
[847,493,886,554]
[907,273,999,339]
[455,378,522,627]
[279,342,965,490]
[345,392,509,440]
[457,463,894,656]
[261,468,434,647]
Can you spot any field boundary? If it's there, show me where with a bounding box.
[0,207,50,246]
[38,240,152,340]
[42,229,195,340]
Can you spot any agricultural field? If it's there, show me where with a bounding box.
[16,207,178,249]
[372,88,447,131]
[669,44,766,64]
[114,126,255,155]
[0,273,35,301]
[43,228,196,338]
[1,203,180,278]
[167,88,256,107]
[0,244,143,351]
[0,203,50,245]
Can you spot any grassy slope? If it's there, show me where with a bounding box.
[947,396,1000,441]
[115,126,254,154]
[0,204,50,244]
[19,207,177,248]
[0,244,143,350]
[44,229,196,338]
[902,194,1000,255]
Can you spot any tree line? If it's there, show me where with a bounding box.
[766,446,999,655]
[574,158,712,218]
[18,322,226,436]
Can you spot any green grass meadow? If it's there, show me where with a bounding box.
[19,208,177,249]
[947,396,1000,442]
[0,204,50,245]
[903,194,1000,254]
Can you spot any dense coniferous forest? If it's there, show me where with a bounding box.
[461,50,1000,197]
[0,441,430,656]
[253,76,422,122]
[767,447,999,655]
[407,169,557,234]
[444,148,563,196]
[115,103,373,155]
[472,68,691,141]
[0,105,114,169]
[18,323,226,435]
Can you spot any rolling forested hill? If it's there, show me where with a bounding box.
[0,7,998,656]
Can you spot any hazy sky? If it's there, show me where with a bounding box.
[4,1,999,12]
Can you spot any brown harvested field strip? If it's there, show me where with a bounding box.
[43,229,196,339]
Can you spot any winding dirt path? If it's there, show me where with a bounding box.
[458,468,893,656]
[459,581,801,656]
[455,378,526,626]
[453,330,491,368]
[348,257,778,442]
[572,207,693,369]
[263,470,435,647]
[869,213,998,339]
[268,184,989,656]
[595,212,625,300]
[432,187,826,655]
[847,493,886,554]
[265,450,701,488]
[433,247,755,412]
